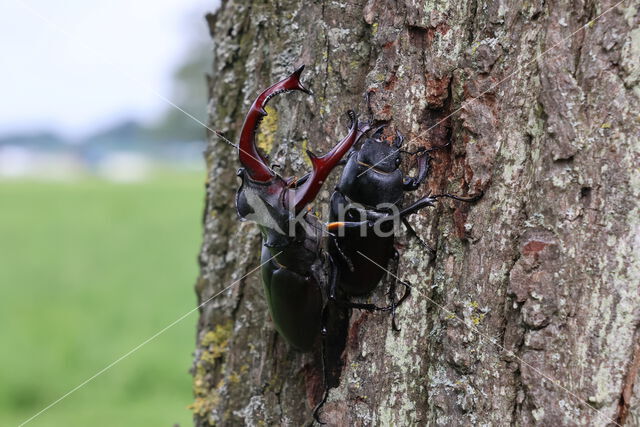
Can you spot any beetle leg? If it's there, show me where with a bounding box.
[331,294,404,314]
[327,232,356,273]
[431,192,484,203]
[398,195,437,218]
[402,140,452,191]
[338,300,393,312]
[401,217,436,256]
[398,192,482,219]
[370,197,436,234]
[402,150,431,191]
[387,257,400,330]
[334,251,412,324]
[314,305,349,424]
[336,274,411,324]
[313,309,330,424]
[399,147,427,155]
[391,278,411,329]
[315,272,349,424]
[387,249,411,331]
[329,258,394,312]
[393,130,404,148]
[327,255,339,300]
[364,90,374,120]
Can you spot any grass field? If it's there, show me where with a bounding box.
[0,173,205,426]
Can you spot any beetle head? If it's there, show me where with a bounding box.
[235,66,369,237]
[357,127,403,173]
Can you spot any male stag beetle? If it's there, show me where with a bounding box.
[235,65,369,352]
[326,126,481,329]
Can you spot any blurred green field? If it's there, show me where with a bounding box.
[0,173,205,426]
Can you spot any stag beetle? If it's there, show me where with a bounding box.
[235,65,369,352]
[326,127,481,329]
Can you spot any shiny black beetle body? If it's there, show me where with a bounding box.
[328,127,479,327]
[237,175,326,351]
[327,129,426,325]
[235,66,368,351]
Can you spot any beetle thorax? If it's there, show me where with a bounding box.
[356,138,401,173]
[337,145,404,208]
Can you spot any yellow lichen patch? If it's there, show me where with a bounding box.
[190,364,222,421]
[466,301,484,324]
[201,321,233,360]
[217,367,246,396]
[600,122,612,129]
[301,139,313,167]
[228,371,241,384]
[190,369,226,420]
[256,105,279,154]
[200,350,219,365]
[192,364,209,396]
[188,391,220,417]
[471,313,486,325]
[190,322,234,420]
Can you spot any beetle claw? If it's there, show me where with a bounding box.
[391,317,401,332]
[371,124,386,141]
[346,109,357,126]
[393,130,404,148]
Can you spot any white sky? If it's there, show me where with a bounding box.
[0,0,218,139]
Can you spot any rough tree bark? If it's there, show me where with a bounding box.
[191,0,639,425]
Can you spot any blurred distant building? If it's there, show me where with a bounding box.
[0,121,205,182]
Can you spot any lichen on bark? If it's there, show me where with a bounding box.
[193,0,640,425]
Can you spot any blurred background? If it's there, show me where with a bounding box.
[0,1,219,425]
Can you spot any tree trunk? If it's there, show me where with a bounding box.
[192,0,640,425]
